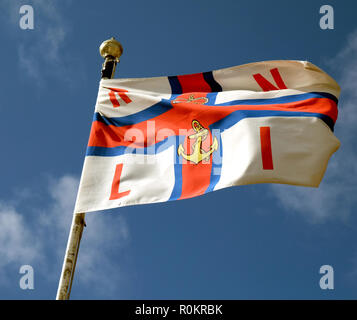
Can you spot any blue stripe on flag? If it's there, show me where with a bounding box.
[94,100,173,127]
[205,132,223,194]
[209,109,335,132]
[214,92,338,106]
[168,135,184,201]
[86,135,178,157]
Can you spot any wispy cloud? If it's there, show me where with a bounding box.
[2,0,80,85]
[0,174,129,298]
[270,30,357,223]
[75,213,130,297]
[0,204,41,268]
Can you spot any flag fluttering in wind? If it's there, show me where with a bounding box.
[74,60,340,213]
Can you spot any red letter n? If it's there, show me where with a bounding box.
[109,164,131,200]
[253,68,287,92]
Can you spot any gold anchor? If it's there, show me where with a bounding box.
[178,120,218,164]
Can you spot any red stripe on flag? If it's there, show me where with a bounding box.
[260,127,274,170]
[179,160,212,200]
[177,73,212,93]
[88,98,337,149]
[179,116,213,200]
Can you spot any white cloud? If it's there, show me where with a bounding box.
[44,175,130,297]
[270,30,357,223]
[2,0,79,84]
[0,174,130,297]
[0,204,41,267]
[75,213,130,297]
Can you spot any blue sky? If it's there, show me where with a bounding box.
[0,0,357,299]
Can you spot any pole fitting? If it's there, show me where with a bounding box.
[99,37,123,79]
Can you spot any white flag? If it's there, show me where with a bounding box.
[74,60,340,213]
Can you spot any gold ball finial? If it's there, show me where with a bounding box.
[99,37,123,60]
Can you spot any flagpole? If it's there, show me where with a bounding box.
[56,37,123,300]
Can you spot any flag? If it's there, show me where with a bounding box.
[74,60,340,213]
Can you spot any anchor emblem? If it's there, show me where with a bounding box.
[178,120,218,164]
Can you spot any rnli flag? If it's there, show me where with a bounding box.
[74,60,340,213]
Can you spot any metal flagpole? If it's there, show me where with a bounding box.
[56,37,123,300]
